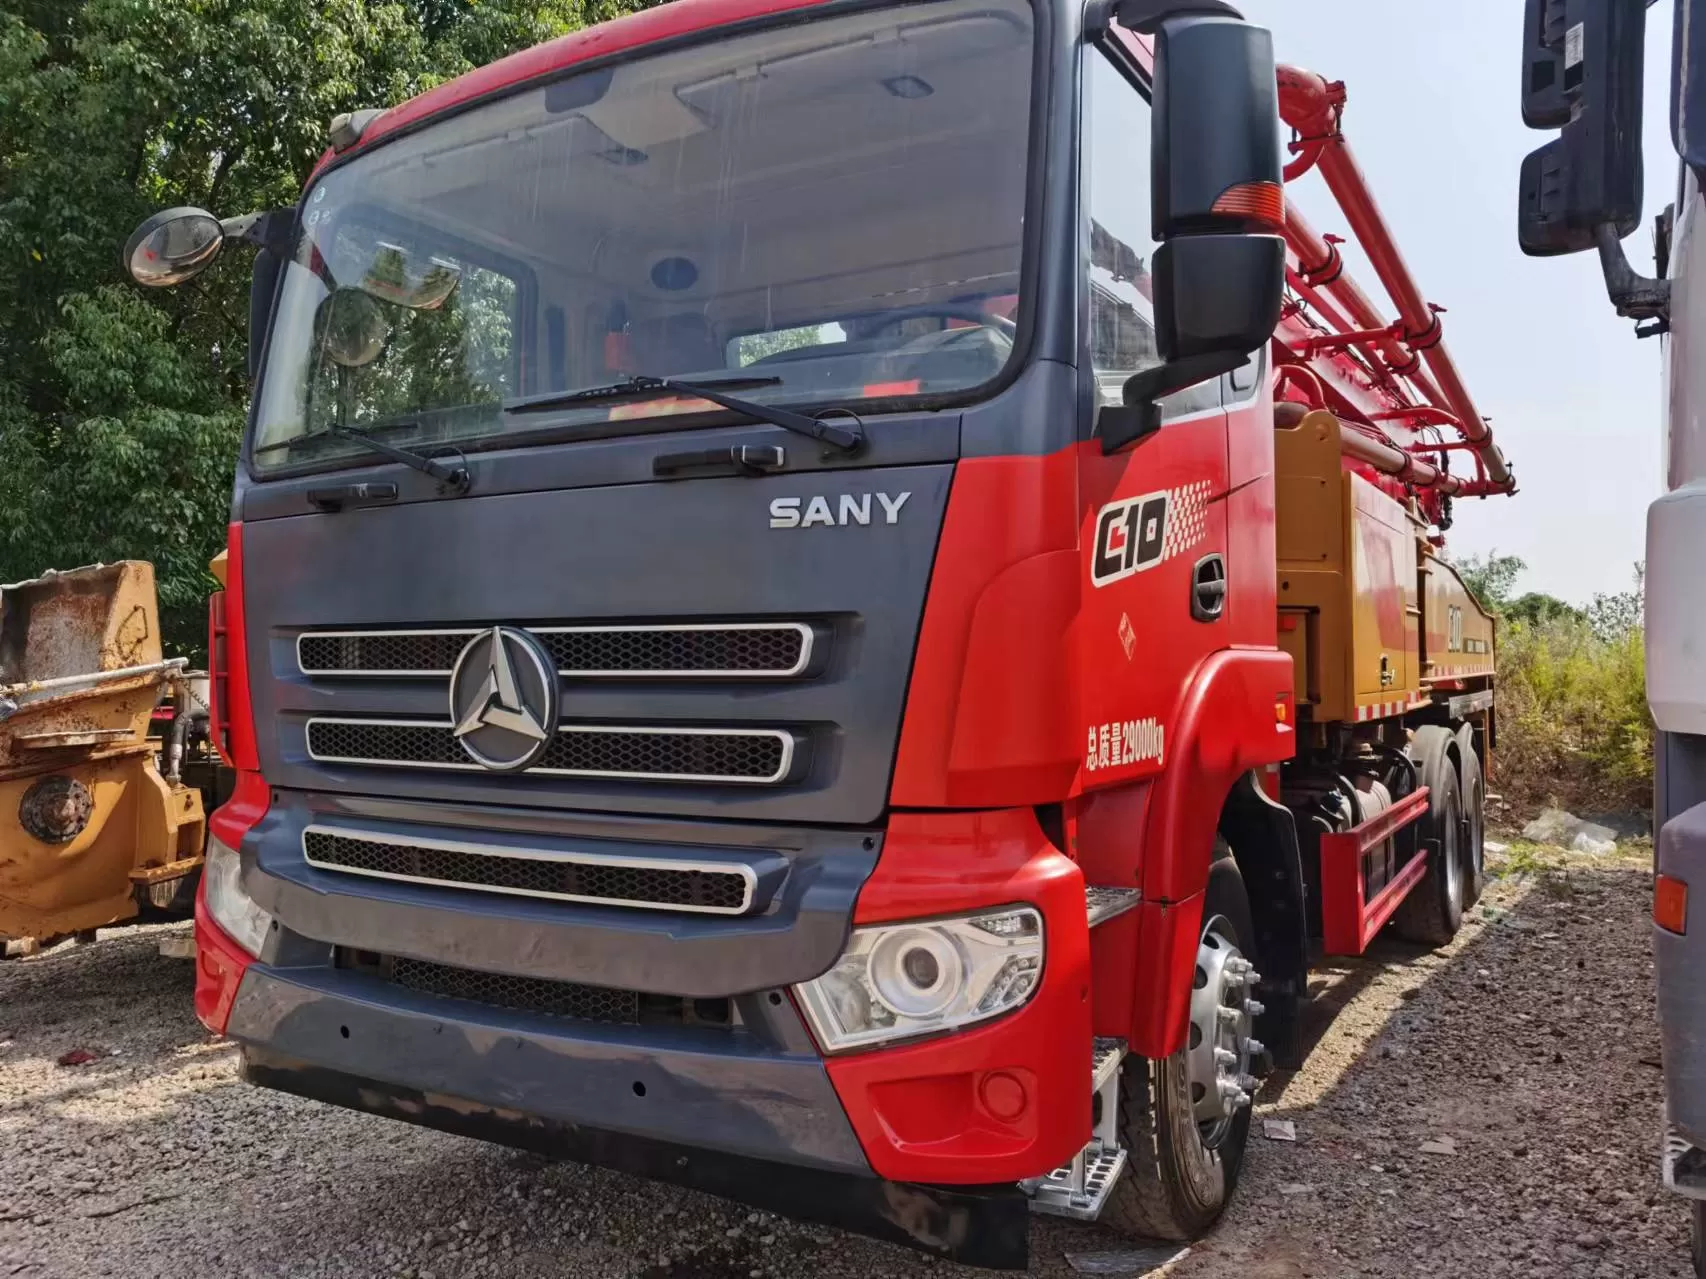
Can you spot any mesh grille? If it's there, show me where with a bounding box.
[298,626,807,676]
[307,720,468,767]
[391,957,643,1024]
[541,628,805,675]
[299,632,470,674]
[304,829,752,912]
[340,952,733,1029]
[540,729,786,781]
[306,719,790,783]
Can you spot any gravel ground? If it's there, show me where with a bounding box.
[0,839,1688,1279]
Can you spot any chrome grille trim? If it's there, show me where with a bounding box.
[302,824,758,915]
[304,717,798,785]
[295,622,814,679]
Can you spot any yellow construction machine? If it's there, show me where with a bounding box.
[0,561,219,955]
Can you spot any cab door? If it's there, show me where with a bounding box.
[1072,32,1232,792]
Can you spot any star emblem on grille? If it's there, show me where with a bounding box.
[447,626,558,771]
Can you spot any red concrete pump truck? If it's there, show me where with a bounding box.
[124,0,1510,1266]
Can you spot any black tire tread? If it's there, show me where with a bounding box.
[1393,764,1463,946]
[1103,1052,1191,1240]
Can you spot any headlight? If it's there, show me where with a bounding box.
[793,907,1043,1053]
[203,834,273,957]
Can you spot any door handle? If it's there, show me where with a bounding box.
[1192,554,1227,623]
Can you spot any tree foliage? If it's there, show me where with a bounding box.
[1454,550,1528,613]
[1457,557,1654,818]
[0,0,656,657]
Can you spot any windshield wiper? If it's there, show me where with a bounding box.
[265,423,471,495]
[503,375,864,453]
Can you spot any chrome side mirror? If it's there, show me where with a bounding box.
[122,207,226,287]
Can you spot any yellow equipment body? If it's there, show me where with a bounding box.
[0,561,206,944]
[1275,409,1495,735]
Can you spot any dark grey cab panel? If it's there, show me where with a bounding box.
[240,459,952,827]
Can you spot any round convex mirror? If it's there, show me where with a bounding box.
[123,207,225,287]
[314,288,393,368]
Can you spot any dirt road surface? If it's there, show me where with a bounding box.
[0,842,1689,1279]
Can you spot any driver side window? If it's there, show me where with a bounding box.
[1082,42,1220,422]
[1084,46,1162,407]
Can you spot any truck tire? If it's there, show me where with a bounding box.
[1458,746,1486,909]
[1392,760,1464,946]
[1104,841,1255,1241]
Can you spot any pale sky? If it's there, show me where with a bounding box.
[1240,0,1674,605]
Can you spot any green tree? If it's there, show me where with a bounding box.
[1454,550,1527,613]
[0,0,656,657]
[1506,592,1585,628]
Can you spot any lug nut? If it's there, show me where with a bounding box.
[1246,1038,1267,1057]
[1248,970,1264,987]
[1238,1073,1258,1092]
[1215,1048,1238,1067]
[1246,999,1266,1018]
[1216,1006,1241,1025]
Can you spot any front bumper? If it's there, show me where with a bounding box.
[201,804,1090,1266]
[237,1032,1027,1270]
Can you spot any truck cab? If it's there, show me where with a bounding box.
[129,0,1499,1266]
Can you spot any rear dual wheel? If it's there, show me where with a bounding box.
[1392,732,1488,946]
[1393,760,1464,946]
[1105,842,1257,1241]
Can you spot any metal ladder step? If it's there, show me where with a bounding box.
[1085,885,1141,928]
[1023,1037,1129,1221]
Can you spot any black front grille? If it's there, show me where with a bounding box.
[393,957,642,1023]
[306,719,791,783]
[541,627,805,675]
[297,625,808,677]
[540,728,787,781]
[337,950,733,1029]
[300,632,467,675]
[307,720,468,766]
[303,828,752,912]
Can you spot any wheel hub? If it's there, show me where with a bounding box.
[1185,916,1264,1139]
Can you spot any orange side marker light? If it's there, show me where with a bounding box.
[1656,873,1689,935]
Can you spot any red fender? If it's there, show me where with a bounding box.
[1128,648,1295,1058]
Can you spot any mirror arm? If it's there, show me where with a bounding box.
[1594,221,1672,337]
[1099,350,1250,454]
[220,208,294,255]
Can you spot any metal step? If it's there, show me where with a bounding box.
[1090,1036,1125,1092]
[1024,1038,1129,1221]
[1027,1146,1128,1220]
[1085,885,1141,927]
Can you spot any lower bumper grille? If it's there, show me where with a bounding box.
[305,718,795,784]
[339,950,733,1029]
[302,826,755,914]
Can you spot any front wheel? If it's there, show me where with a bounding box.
[1104,842,1257,1241]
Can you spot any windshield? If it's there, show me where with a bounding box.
[251,0,1036,471]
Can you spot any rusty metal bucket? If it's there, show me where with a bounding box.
[0,563,206,945]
